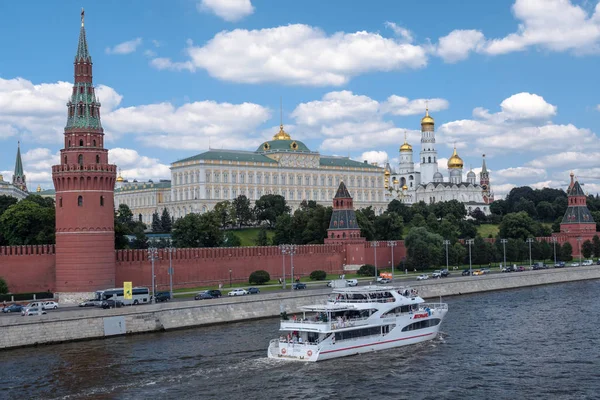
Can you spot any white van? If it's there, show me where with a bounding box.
[346,279,358,287]
[582,259,594,266]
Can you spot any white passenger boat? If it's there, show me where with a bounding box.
[267,285,448,362]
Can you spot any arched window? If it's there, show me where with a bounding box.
[96,155,100,163]
[93,139,97,147]
[423,157,425,163]
[59,197,63,207]
[100,196,104,206]
[428,156,431,163]
[78,196,83,207]
[79,139,84,147]
[139,214,143,222]
[68,140,71,148]
[64,156,67,164]
[78,154,83,165]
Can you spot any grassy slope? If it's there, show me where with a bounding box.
[477,224,499,238]
[231,228,275,246]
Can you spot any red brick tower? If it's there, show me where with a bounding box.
[52,10,117,293]
[325,181,365,244]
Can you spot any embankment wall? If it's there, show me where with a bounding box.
[1,266,599,351]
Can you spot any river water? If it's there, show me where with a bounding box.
[2,280,600,400]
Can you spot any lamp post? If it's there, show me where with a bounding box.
[278,244,287,288]
[527,238,534,269]
[501,239,508,271]
[551,237,557,266]
[577,237,582,266]
[372,241,380,281]
[166,246,175,300]
[147,247,158,304]
[229,269,232,287]
[387,241,397,281]
[443,240,450,271]
[289,245,297,291]
[466,239,474,275]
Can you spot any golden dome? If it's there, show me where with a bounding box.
[421,107,434,125]
[447,147,464,169]
[400,131,412,152]
[393,178,399,184]
[116,173,124,182]
[273,124,291,140]
[402,184,408,191]
[384,169,390,176]
[36,185,41,192]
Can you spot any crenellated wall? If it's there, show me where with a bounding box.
[0,245,56,293]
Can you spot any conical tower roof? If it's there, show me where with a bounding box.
[334,181,352,198]
[76,9,91,62]
[14,141,24,178]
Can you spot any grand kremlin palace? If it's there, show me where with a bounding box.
[113,109,493,225]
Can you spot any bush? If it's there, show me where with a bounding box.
[358,264,375,276]
[0,277,8,295]
[249,270,270,285]
[309,270,327,281]
[0,291,54,302]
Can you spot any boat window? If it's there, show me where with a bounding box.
[401,318,441,332]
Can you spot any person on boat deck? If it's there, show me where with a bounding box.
[298,336,303,344]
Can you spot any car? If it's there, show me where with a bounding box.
[154,292,171,302]
[25,301,58,310]
[582,260,593,266]
[432,270,442,278]
[554,262,565,268]
[502,266,514,272]
[378,278,391,284]
[416,274,429,280]
[462,269,472,276]
[247,287,260,294]
[481,268,491,274]
[570,262,580,267]
[78,299,97,307]
[194,292,215,300]
[2,304,24,313]
[517,266,526,272]
[440,269,450,277]
[206,290,222,298]
[228,288,248,296]
[293,283,307,290]
[346,279,358,287]
[21,307,47,316]
[472,270,484,276]
[101,300,124,309]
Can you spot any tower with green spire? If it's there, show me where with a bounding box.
[52,9,117,295]
[12,141,27,192]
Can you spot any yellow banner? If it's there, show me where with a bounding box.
[124,282,132,300]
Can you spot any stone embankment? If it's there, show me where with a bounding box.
[1,266,599,350]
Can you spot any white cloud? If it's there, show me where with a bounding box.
[159,24,428,86]
[105,38,143,55]
[198,0,254,22]
[108,148,171,180]
[436,29,486,62]
[144,49,157,58]
[496,166,547,180]
[492,183,516,199]
[499,92,557,120]
[292,91,379,126]
[357,151,390,166]
[528,151,600,169]
[382,96,449,116]
[597,104,600,112]
[384,22,414,43]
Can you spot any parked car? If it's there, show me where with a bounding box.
[481,268,491,274]
[21,307,47,316]
[440,269,450,277]
[78,299,97,307]
[517,266,526,272]
[472,270,484,276]
[194,291,215,300]
[462,269,472,276]
[416,274,429,280]
[582,260,593,266]
[554,262,566,268]
[2,304,24,313]
[101,300,124,309]
[346,279,358,287]
[570,262,580,267]
[206,290,222,298]
[247,287,260,294]
[502,266,514,272]
[293,283,307,290]
[432,270,442,278]
[378,278,391,284]
[25,301,58,310]
[154,292,171,302]
[228,288,248,296]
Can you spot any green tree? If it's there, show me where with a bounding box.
[449,242,467,267]
[222,231,241,247]
[0,200,55,245]
[233,195,253,228]
[254,194,290,228]
[539,241,552,261]
[356,207,376,241]
[160,208,172,233]
[116,203,134,226]
[386,199,412,223]
[411,213,426,228]
[249,270,270,284]
[172,211,223,248]
[471,236,490,266]
[536,201,555,222]
[0,195,18,216]
[151,210,162,232]
[273,214,294,245]
[490,199,508,216]
[25,194,55,208]
[114,212,130,249]
[559,242,573,261]
[437,219,460,243]
[582,240,593,258]
[457,219,477,239]
[498,212,540,240]
[0,277,8,294]
[404,227,443,270]
[256,227,269,246]
[214,200,233,228]
[374,212,403,240]
[513,198,538,219]
[592,235,600,258]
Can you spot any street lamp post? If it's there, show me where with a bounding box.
[501,239,508,271]
[278,244,287,289]
[466,239,474,275]
[577,237,582,266]
[443,240,450,271]
[229,269,232,287]
[166,246,175,300]
[372,241,379,281]
[551,237,557,266]
[527,238,534,269]
[387,241,397,281]
[147,247,158,304]
[289,245,297,291]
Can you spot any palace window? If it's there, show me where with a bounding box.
[78,195,83,207]
[80,139,84,147]
[321,176,325,186]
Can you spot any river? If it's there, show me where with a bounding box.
[2,280,599,400]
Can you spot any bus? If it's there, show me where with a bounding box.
[94,287,150,306]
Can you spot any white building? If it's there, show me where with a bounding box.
[115,124,386,225]
[385,109,494,215]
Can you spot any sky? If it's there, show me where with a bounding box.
[0,0,599,198]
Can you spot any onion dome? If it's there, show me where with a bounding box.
[447,146,464,169]
[421,107,434,130]
[116,173,124,182]
[400,131,412,152]
[467,170,476,179]
[393,178,399,184]
[433,171,444,182]
[36,185,42,192]
[402,184,408,191]
[273,124,291,140]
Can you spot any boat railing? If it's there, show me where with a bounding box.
[327,297,396,304]
[330,316,370,330]
[281,315,371,330]
[421,302,448,311]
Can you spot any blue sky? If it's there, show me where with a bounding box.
[0,0,599,197]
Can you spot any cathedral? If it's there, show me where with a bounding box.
[384,108,494,215]
[0,142,29,200]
